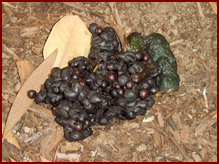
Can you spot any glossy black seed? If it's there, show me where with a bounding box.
[101,81,108,88]
[89,23,98,34]
[126,111,136,120]
[110,89,118,98]
[27,90,36,99]
[71,131,84,141]
[90,95,102,103]
[99,118,109,125]
[150,86,159,94]
[135,52,143,60]
[34,90,47,103]
[64,89,79,100]
[83,127,93,137]
[51,67,61,78]
[141,81,151,89]
[118,74,129,86]
[147,78,155,86]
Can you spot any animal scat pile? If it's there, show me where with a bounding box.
[27,23,162,141]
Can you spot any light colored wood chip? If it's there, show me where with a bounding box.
[172,112,182,130]
[16,60,35,85]
[167,124,181,143]
[56,152,80,162]
[40,156,52,162]
[185,72,207,82]
[197,136,212,153]
[180,125,190,144]
[2,2,16,8]
[20,26,41,37]
[199,148,207,159]
[170,39,185,46]
[153,130,161,147]
[157,110,164,128]
[196,2,205,18]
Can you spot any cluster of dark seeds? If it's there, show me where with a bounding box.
[27,23,161,141]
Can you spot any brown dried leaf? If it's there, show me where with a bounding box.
[43,15,91,68]
[2,49,58,141]
[2,121,21,150]
[16,60,35,85]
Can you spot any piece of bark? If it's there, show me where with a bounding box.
[29,104,55,122]
[197,136,212,153]
[195,111,217,136]
[16,59,35,85]
[2,44,19,60]
[40,125,64,156]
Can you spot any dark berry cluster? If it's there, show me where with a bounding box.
[28,23,161,141]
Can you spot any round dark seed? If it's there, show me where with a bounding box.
[71,131,84,141]
[107,72,117,82]
[126,81,134,89]
[89,23,98,34]
[95,26,103,34]
[74,122,84,131]
[99,118,109,125]
[27,90,36,99]
[150,86,159,94]
[143,54,150,61]
[139,89,149,100]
